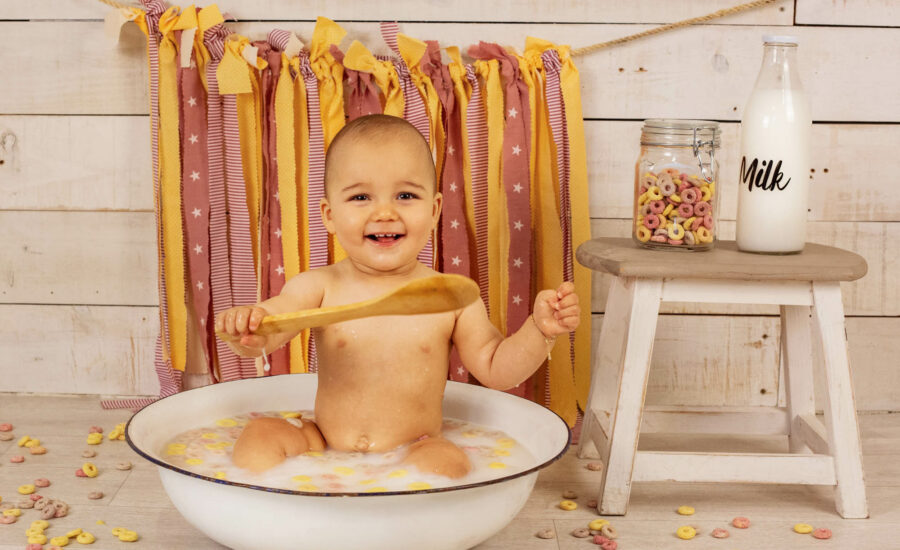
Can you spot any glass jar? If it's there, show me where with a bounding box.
[633,119,720,250]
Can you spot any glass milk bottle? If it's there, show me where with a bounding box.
[736,35,812,254]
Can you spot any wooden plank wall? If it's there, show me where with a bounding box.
[1,1,898,409]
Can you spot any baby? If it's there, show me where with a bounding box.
[215,114,580,478]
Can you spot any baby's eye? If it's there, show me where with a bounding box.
[397,192,419,200]
[348,194,369,201]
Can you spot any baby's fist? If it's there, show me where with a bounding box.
[533,282,580,338]
[214,305,269,356]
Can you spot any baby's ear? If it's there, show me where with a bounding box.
[319,197,336,234]
[431,191,443,224]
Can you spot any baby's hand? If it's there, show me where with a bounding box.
[214,305,270,357]
[533,282,580,338]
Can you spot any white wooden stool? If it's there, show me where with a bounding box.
[575,238,869,519]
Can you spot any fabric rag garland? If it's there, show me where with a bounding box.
[104,3,591,427]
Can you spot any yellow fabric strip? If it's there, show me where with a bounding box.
[447,47,477,262]
[158,14,187,372]
[196,3,223,33]
[308,17,347,264]
[557,45,593,411]
[275,55,307,374]
[476,59,507,334]
[292,57,311,373]
[308,16,347,148]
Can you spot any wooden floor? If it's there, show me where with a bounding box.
[1,394,898,549]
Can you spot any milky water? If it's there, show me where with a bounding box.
[160,411,536,492]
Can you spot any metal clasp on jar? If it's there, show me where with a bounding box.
[692,126,715,184]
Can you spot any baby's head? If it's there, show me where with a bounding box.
[320,115,442,274]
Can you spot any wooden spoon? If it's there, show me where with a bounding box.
[216,274,480,341]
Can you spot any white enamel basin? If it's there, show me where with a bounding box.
[126,374,570,550]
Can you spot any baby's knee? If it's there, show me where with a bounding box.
[404,438,471,479]
[232,417,319,472]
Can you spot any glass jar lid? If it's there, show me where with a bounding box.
[640,119,720,148]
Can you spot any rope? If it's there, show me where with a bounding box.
[571,0,778,56]
[94,0,778,54]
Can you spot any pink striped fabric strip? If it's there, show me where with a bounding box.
[541,49,576,407]
[204,24,242,383]
[144,1,182,398]
[178,31,213,379]
[380,22,434,268]
[299,52,328,374]
[465,65,490,315]
[223,91,259,380]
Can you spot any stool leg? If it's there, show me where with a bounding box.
[597,278,662,515]
[811,282,868,519]
[781,305,815,453]
[578,276,633,459]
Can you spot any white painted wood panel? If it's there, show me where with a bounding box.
[796,0,900,26]
[1,211,895,314]
[6,117,897,224]
[0,211,158,306]
[0,304,160,396]
[0,115,150,211]
[2,22,898,121]
[589,219,900,317]
[0,308,892,407]
[590,314,900,412]
[0,0,795,24]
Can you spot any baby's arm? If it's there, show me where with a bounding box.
[214,269,327,357]
[452,282,580,390]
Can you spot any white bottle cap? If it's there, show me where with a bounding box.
[762,34,799,45]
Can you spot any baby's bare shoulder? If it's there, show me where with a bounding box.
[280,267,335,309]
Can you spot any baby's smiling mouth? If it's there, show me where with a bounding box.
[365,232,405,244]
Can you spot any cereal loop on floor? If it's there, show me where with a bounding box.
[794,523,814,534]
[732,516,751,529]
[571,527,591,538]
[535,528,555,539]
[812,528,832,539]
[676,526,697,540]
[117,529,139,542]
[77,531,97,544]
[558,500,577,511]
[676,505,694,515]
[82,462,99,477]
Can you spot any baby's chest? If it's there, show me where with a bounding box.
[315,313,455,359]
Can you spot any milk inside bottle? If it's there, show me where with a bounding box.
[736,35,812,254]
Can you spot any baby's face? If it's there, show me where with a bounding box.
[321,135,441,275]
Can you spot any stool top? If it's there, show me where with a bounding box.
[576,238,867,281]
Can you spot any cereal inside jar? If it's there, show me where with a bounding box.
[633,119,720,250]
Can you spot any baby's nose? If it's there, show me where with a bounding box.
[372,204,399,221]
